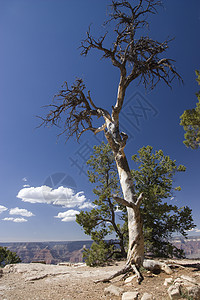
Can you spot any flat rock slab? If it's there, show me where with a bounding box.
[4,263,123,281]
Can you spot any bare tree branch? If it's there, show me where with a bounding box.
[38,78,102,141]
[40,1,182,141]
[79,0,182,125]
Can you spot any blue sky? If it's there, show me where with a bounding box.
[0,0,200,242]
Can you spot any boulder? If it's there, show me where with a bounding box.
[143,260,172,275]
[167,284,181,299]
[180,275,197,284]
[141,292,153,299]
[168,276,200,300]
[122,291,139,300]
[184,285,200,300]
[104,284,124,297]
[164,278,173,286]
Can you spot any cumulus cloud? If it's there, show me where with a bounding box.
[55,210,80,222]
[9,207,34,217]
[78,201,96,209]
[3,217,27,223]
[0,205,8,214]
[17,186,86,208]
[23,184,30,188]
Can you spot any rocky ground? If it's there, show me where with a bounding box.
[0,259,200,299]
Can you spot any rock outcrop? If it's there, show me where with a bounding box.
[167,275,200,299]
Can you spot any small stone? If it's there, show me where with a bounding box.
[141,292,153,300]
[164,278,173,286]
[174,276,196,288]
[122,291,139,300]
[125,275,137,283]
[180,275,197,284]
[173,278,182,285]
[104,284,123,297]
[168,284,181,299]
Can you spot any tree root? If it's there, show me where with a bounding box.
[131,263,144,284]
[94,263,131,283]
[94,259,172,284]
[94,262,143,284]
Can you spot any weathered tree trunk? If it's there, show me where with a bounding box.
[115,153,144,270]
[97,121,145,284]
[115,152,144,283]
[40,0,180,285]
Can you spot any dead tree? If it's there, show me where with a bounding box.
[39,0,181,283]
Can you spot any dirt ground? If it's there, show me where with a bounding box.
[0,260,200,300]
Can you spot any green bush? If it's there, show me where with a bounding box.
[83,241,114,267]
[0,246,21,267]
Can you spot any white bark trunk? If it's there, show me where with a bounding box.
[115,152,144,269]
[102,112,144,283]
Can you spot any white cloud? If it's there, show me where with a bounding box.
[9,207,34,217]
[0,205,8,214]
[55,210,80,222]
[23,184,30,188]
[17,186,86,208]
[22,177,28,182]
[3,217,27,223]
[79,201,96,209]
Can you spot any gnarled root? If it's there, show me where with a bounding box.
[131,263,144,284]
[94,262,143,284]
[94,263,131,283]
[94,259,172,284]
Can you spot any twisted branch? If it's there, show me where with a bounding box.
[38,79,101,141]
[40,0,182,145]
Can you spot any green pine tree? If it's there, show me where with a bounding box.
[180,70,200,149]
[0,247,21,267]
[77,143,195,265]
[132,145,195,258]
[76,142,127,266]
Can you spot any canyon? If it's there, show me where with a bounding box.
[1,236,200,265]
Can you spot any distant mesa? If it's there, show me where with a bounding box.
[172,236,200,259]
[0,241,93,264]
[1,236,200,264]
